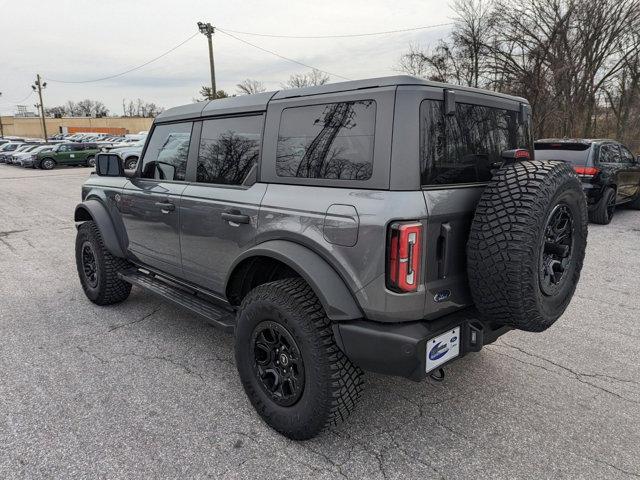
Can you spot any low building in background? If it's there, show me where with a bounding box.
[0,116,154,139]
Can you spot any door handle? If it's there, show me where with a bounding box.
[154,201,175,213]
[221,210,250,224]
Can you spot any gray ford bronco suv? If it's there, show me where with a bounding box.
[74,76,588,440]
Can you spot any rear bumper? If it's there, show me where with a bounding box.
[333,308,510,381]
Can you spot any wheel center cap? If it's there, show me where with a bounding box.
[279,353,289,366]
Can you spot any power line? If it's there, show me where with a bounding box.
[0,90,34,105]
[216,29,351,81]
[217,22,454,39]
[45,32,200,84]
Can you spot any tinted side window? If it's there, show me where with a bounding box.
[71,144,84,151]
[276,100,376,181]
[420,100,530,185]
[599,144,619,163]
[620,145,635,163]
[140,122,192,181]
[197,115,263,185]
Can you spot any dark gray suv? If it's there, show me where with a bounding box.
[74,76,588,439]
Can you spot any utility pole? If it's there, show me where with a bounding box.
[31,74,48,142]
[197,22,216,99]
[0,92,4,138]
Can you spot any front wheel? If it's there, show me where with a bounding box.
[86,156,96,167]
[75,221,132,305]
[125,157,138,170]
[235,278,363,440]
[40,158,56,170]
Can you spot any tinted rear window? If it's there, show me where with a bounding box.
[420,100,531,185]
[534,143,591,164]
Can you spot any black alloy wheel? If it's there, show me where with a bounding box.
[252,320,305,407]
[539,203,575,296]
[81,240,99,288]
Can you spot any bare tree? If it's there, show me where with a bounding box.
[283,69,330,89]
[398,0,493,87]
[123,99,165,117]
[398,0,640,144]
[236,79,266,95]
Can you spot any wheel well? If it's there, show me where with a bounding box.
[74,206,93,222]
[226,256,299,306]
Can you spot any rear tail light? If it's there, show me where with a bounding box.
[387,222,422,293]
[573,166,599,177]
[514,149,530,159]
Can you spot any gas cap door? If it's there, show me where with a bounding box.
[323,204,359,247]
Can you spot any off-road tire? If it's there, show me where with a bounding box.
[86,156,96,167]
[40,157,56,170]
[467,160,588,332]
[75,221,132,305]
[235,278,363,440]
[589,187,616,224]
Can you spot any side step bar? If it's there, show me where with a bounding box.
[118,270,236,333]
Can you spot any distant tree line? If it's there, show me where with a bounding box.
[45,99,109,118]
[44,98,164,118]
[195,68,331,101]
[398,0,640,151]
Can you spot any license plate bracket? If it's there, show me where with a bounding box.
[426,326,461,373]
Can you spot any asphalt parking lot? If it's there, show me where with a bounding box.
[1,164,638,479]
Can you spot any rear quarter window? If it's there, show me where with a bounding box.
[276,100,376,181]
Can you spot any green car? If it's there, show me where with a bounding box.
[36,143,99,170]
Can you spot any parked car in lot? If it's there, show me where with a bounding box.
[108,142,144,169]
[5,143,41,163]
[35,142,99,169]
[16,144,57,167]
[535,138,640,224]
[7,144,43,165]
[74,76,588,440]
[0,142,25,162]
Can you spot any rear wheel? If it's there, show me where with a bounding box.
[626,191,640,210]
[40,157,56,170]
[589,187,616,224]
[467,160,588,332]
[235,278,363,440]
[86,156,96,167]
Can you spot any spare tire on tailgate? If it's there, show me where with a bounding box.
[467,160,587,332]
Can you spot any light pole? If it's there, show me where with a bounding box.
[197,22,216,99]
[31,74,48,142]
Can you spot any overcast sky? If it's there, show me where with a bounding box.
[0,0,455,116]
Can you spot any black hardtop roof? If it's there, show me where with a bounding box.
[155,75,529,123]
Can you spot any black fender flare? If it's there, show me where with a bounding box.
[74,199,125,258]
[227,240,363,321]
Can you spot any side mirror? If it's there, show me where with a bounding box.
[95,153,124,177]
